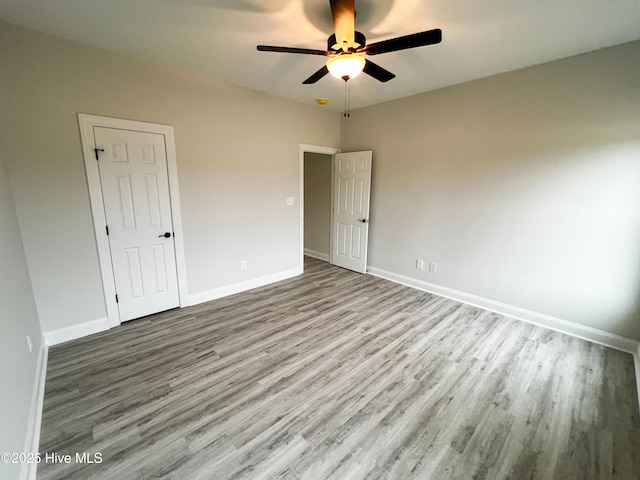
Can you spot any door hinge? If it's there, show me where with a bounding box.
[115,294,119,303]
[94,148,104,160]
[106,225,109,236]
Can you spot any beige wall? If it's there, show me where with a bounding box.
[0,22,340,333]
[304,152,332,257]
[3,20,640,342]
[341,41,640,340]
[0,156,43,479]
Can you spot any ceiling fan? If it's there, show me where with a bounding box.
[256,0,442,84]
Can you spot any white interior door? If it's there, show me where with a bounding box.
[331,151,372,273]
[94,126,180,321]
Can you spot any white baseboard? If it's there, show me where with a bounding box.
[368,266,640,354]
[21,338,48,480]
[188,267,302,306]
[304,249,330,262]
[43,268,303,343]
[43,317,110,346]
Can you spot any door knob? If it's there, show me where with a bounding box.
[159,232,172,238]
[358,219,368,223]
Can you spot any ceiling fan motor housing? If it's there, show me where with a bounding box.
[328,31,366,52]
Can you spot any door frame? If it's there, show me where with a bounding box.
[78,113,189,328]
[299,144,341,270]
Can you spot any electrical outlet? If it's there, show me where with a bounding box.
[429,262,437,273]
[240,260,247,270]
[416,259,424,270]
[26,334,33,353]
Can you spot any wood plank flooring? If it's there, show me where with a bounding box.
[37,257,640,479]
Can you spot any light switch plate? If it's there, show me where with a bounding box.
[286,197,294,206]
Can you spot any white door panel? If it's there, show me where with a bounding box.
[95,127,179,321]
[332,151,372,273]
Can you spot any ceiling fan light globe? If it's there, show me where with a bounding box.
[327,55,365,80]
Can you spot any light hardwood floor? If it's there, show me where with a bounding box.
[38,257,640,479]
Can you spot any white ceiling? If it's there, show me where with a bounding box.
[2,0,640,111]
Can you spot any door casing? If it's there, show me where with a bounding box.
[79,113,189,328]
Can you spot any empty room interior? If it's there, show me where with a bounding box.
[1,0,640,479]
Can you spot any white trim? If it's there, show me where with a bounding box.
[20,339,48,480]
[188,268,301,306]
[368,266,640,354]
[43,317,110,346]
[304,248,330,262]
[635,345,640,414]
[299,144,340,272]
[78,114,189,329]
[330,155,337,268]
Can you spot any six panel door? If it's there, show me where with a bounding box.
[332,151,372,274]
[94,126,180,321]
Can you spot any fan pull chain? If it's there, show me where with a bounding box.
[343,81,351,118]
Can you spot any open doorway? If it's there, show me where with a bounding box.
[299,144,373,274]
[299,144,340,271]
[304,152,333,263]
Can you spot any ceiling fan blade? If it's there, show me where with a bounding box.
[257,45,329,56]
[363,60,395,82]
[329,0,355,51]
[303,65,330,84]
[364,29,442,55]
